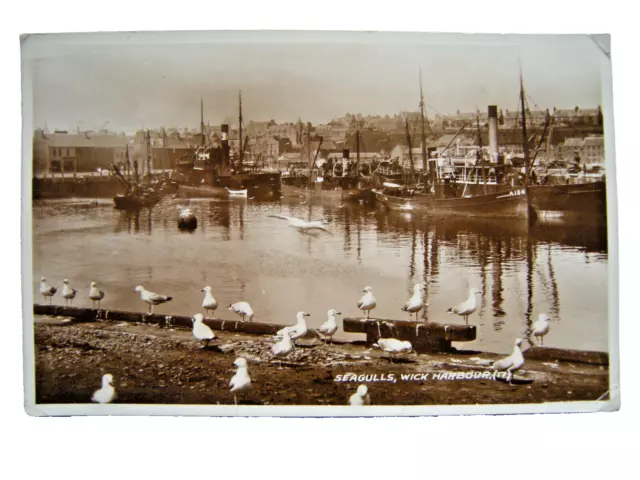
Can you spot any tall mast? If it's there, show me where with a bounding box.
[200,97,205,147]
[519,71,529,190]
[476,111,486,193]
[238,91,243,170]
[126,143,130,180]
[146,129,152,184]
[356,130,360,181]
[405,119,415,184]
[419,69,427,176]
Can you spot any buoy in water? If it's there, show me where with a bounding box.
[178,208,197,230]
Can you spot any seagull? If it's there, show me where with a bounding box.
[349,384,371,406]
[92,373,116,404]
[318,309,341,344]
[201,286,218,317]
[192,313,216,348]
[134,285,173,314]
[373,338,413,363]
[89,281,105,307]
[447,288,481,324]
[268,214,331,233]
[39,277,57,304]
[271,327,295,359]
[276,312,310,344]
[228,301,254,322]
[491,338,525,381]
[61,279,78,306]
[533,313,551,346]
[402,284,427,321]
[358,286,377,319]
[229,357,252,405]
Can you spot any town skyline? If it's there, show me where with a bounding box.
[23,31,609,134]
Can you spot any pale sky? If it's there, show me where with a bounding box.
[22,31,609,133]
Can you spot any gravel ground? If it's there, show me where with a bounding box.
[33,316,610,406]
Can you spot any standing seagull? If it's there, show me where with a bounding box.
[39,277,57,305]
[402,284,427,321]
[349,384,371,406]
[447,288,481,324]
[134,285,173,314]
[229,357,252,405]
[228,301,254,322]
[201,286,218,317]
[491,338,525,381]
[61,279,78,306]
[89,282,105,308]
[358,286,377,319]
[276,312,310,344]
[271,327,295,359]
[192,313,216,348]
[533,313,551,346]
[373,338,413,363]
[318,309,341,344]
[92,373,116,404]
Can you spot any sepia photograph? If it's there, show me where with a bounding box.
[21,30,618,416]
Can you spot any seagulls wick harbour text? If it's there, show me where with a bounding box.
[335,370,517,383]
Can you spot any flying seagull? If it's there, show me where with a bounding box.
[269,214,331,233]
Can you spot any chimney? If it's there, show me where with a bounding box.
[221,124,230,165]
[488,105,499,163]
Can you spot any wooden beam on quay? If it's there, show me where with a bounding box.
[33,304,285,335]
[343,317,477,353]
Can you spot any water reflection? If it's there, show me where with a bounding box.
[32,196,609,353]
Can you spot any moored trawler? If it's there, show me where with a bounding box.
[281,148,372,202]
[529,180,606,224]
[374,185,529,218]
[172,95,282,200]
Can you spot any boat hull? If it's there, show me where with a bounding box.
[375,188,529,219]
[529,181,607,224]
[281,182,366,202]
[177,183,278,200]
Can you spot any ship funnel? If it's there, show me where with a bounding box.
[221,124,230,165]
[488,105,499,163]
[342,149,350,159]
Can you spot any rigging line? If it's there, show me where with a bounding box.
[525,93,547,115]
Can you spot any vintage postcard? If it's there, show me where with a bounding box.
[21,31,618,416]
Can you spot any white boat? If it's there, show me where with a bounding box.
[226,188,248,197]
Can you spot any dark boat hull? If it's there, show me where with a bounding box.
[175,170,281,200]
[281,176,369,202]
[529,181,606,224]
[375,188,529,219]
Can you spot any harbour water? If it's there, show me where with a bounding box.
[32,197,609,354]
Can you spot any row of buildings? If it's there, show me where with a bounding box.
[32,105,605,175]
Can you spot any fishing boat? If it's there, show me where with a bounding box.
[281,131,371,202]
[110,152,165,210]
[526,138,607,224]
[375,186,528,218]
[529,180,606,224]
[375,73,530,220]
[173,95,281,200]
